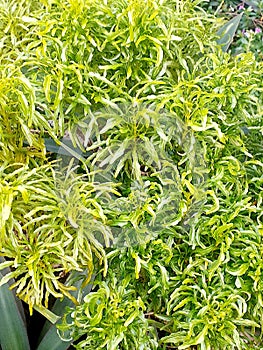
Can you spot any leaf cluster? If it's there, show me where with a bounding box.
[0,0,262,349]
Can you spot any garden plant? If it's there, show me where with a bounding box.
[0,0,263,349]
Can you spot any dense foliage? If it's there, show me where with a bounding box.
[0,0,262,349]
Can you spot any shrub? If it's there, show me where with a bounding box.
[0,0,262,349]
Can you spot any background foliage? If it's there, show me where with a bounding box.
[201,0,263,59]
[0,0,262,349]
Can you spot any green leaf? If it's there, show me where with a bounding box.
[34,305,60,324]
[226,264,250,276]
[216,14,243,52]
[43,75,52,103]
[0,264,30,350]
[36,325,71,350]
[244,0,259,9]
[234,319,260,327]
[37,272,94,350]
[44,138,86,161]
[21,16,38,24]
[178,324,209,349]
